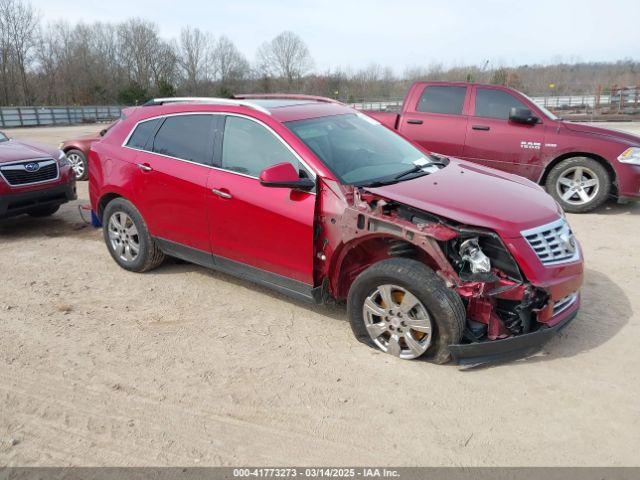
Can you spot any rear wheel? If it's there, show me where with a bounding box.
[66,149,88,181]
[347,258,465,363]
[545,157,610,213]
[102,198,164,272]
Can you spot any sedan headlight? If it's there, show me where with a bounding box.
[57,150,70,167]
[617,147,640,165]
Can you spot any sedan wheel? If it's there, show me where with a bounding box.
[555,166,599,206]
[65,149,88,180]
[362,284,433,359]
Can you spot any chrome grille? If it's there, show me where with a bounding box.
[521,218,580,265]
[553,292,578,316]
[0,159,59,186]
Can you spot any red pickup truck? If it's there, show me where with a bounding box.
[364,82,640,212]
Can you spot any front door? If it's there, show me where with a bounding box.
[207,115,316,295]
[462,86,545,180]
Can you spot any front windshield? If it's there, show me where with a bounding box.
[521,93,558,120]
[0,132,8,142]
[286,113,439,185]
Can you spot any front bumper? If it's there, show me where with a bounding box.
[449,306,578,366]
[0,181,77,219]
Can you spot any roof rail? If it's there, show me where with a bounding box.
[233,93,343,105]
[142,97,271,115]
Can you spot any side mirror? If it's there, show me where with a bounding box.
[259,162,315,191]
[99,128,108,137]
[509,107,539,125]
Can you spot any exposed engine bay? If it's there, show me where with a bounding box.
[314,179,557,347]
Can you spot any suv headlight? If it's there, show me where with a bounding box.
[57,150,70,167]
[459,238,491,273]
[617,147,640,165]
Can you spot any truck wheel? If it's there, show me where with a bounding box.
[545,157,610,213]
[102,198,164,272]
[27,205,60,217]
[347,258,465,363]
[66,149,88,181]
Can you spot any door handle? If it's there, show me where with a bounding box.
[472,125,490,131]
[211,188,232,199]
[407,119,423,125]
[137,163,153,172]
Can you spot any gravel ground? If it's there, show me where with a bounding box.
[0,123,639,466]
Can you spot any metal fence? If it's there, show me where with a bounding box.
[0,106,122,128]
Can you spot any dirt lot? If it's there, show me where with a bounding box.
[1,123,639,466]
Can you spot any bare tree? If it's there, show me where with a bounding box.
[0,0,39,104]
[257,31,312,90]
[211,36,249,89]
[178,27,213,94]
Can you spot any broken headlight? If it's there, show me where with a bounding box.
[459,238,491,274]
[444,230,523,283]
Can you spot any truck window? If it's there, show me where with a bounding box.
[475,88,528,120]
[416,86,466,115]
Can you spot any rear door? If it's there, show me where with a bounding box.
[206,115,316,295]
[398,84,470,156]
[462,86,545,180]
[129,113,219,253]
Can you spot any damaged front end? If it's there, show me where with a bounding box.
[316,179,581,365]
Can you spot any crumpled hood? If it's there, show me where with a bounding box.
[0,139,58,164]
[562,122,640,145]
[366,158,560,238]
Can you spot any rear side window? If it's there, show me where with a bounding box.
[222,116,300,177]
[475,88,528,120]
[416,86,466,115]
[126,118,160,150]
[152,115,215,165]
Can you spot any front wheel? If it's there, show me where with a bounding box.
[545,157,611,213]
[347,258,465,363]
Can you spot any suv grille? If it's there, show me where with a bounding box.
[0,159,59,186]
[521,218,580,265]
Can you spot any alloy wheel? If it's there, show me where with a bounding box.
[556,166,600,206]
[362,284,433,359]
[107,212,140,263]
[67,152,85,179]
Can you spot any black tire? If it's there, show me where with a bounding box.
[27,205,60,217]
[347,258,465,363]
[102,198,164,272]
[545,157,611,213]
[66,149,88,181]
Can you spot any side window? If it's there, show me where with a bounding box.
[475,89,528,120]
[126,118,160,150]
[222,116,300,177]
[416,86,467,115]
[152,115,215,165]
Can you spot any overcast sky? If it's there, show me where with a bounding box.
[33,0,640,73]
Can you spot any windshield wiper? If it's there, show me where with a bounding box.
[392,158,447,181]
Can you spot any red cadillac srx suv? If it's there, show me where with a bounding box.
[89,95,584,365]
